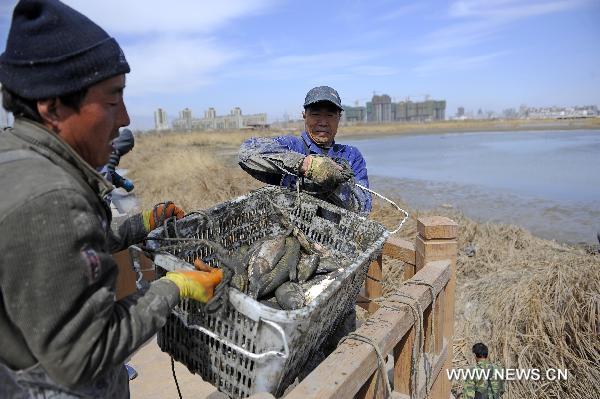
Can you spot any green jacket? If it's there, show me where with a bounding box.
[462,359,505,399]
[0,119,180,398]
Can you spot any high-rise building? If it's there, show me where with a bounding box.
[457,107,465,117]
[367,94,446,122]
[153,108,169,131]
[367,95,392,123]
[341,105,366,122]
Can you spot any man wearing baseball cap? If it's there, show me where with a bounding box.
[0,1,222,397]
[239,85,372,213]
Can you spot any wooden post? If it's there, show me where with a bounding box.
[415,217,457,398]
[359,253,383,314]
[394,327,415,396]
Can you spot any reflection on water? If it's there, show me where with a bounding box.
[345,130,600,244]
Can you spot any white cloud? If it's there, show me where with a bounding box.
[448,0,585,19]
[414,52,507,76]
[64,0,275,35]
[57,1,275,98]
[227,50,397,81]
[418,0,590,53]
[378,3,426,22]
[123,36,239,97]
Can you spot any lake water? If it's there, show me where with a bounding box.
[346,130,600,244]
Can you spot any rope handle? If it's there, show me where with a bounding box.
[355,183,409,234]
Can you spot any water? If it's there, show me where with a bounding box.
[345,130,600,244]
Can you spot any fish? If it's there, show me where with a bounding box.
[297,253,319,283]
[247,235,287,297]
[316,256,343,274]
[275,282,306,310]
[256,236,301,298]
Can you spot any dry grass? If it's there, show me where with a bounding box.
[122,131,599,399]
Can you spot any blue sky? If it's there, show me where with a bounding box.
[1,0,599,130]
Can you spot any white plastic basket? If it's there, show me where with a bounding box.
[146,186,388,397]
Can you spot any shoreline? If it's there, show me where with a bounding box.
[336,118,600,140]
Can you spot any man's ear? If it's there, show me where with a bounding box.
[37,99,61,132]
[302,110,306,120]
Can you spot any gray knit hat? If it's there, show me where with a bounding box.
[0,0,130,99]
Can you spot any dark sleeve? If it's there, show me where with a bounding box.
[238,136,306,185]
[107,213,148,252]
[0,189,180,388]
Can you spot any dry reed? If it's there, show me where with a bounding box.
[122,131,599,399]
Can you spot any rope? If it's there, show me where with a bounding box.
[339,332,393,398]
[171,356,183,399]
[404,280,437,354]
[355,183,409,234]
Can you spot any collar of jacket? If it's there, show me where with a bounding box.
[11,118,113,199]
[300,131,340,156]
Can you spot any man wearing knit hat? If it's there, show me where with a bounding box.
[0,1,223,397]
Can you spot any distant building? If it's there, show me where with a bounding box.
[457,107,465,118]
[342,105,366,123]
[153,108,169,131]
[366,94,445,122]
[172,107,267,131]
[367,95,392,123]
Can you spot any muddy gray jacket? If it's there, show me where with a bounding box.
[0,118,180,398]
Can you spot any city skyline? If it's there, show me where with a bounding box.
[1,0,599,130]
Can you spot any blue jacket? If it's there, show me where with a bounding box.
[239,131,372,213]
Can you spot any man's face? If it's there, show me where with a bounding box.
[303,103,341,147]
[55,75,130,168]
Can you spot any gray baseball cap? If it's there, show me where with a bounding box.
[303,86,343,111]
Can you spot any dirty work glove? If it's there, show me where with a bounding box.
[304,155,353,191]
[164,268,223,303]
[142,201,185,232]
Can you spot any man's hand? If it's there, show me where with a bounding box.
[142,201,185,232]
[164,268,223,303]
[302,155,353,190]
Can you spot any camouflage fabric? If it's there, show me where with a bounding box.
[462,359,505,399]
[239,131,372,213]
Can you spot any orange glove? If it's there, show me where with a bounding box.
[142,201,185,231]
[164,268,223,303]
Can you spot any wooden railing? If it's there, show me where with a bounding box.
[248,216,458,399]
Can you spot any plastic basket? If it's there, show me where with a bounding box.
[146,186,388,398]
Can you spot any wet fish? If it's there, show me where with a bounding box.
[247,235,287,297]
[297,253,319,283]
[316,256,343,274]
[275,282,305,310]
[256,236,301,298]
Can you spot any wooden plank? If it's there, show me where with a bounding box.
[355,369,386,399]
[357,294,381,314]
[285,261,451,399]
[416,217,458,240]
[422,304,433,356]
[433,289,445,354]
[393,327,415,396]
[411,342,449,399]
[365,254,383,300]
[384,237,416,266]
